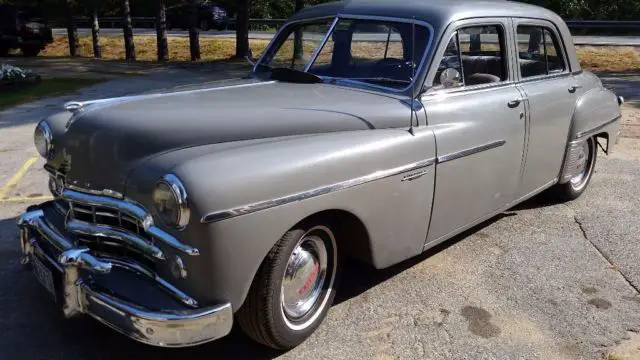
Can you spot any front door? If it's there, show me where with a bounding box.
[422,19,526,245]
[513,20,578,198]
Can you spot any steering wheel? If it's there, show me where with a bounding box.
[373,58,415,79]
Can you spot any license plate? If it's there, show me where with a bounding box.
[31,255,56,301]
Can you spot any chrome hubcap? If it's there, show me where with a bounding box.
[281,236,327,320]
[570,139,593,191]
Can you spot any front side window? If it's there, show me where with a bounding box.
[433,25,507,88]
[517,25,566,78]
[256,18,431,90]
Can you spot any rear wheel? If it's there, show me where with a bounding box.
[552,136,597,201]
[237,223,340,349]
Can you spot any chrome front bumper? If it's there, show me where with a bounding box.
[17,203,233,348]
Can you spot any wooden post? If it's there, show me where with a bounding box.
[188,0,201,61]
[156,0,168,61]
[293,0,304,60]
[64,0,79,56]
[91,0,102,58]
[235,0,250,59]
[123,0,136,60]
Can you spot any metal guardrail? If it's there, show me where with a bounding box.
[566,20,640,29]
[50,17,640,31]
[65,16,287,29]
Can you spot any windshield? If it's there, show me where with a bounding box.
[256,17,431,90]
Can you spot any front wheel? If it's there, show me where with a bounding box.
[237,223,340,349]
[552,136,597,201]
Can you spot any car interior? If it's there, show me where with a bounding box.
[309,22,430,87]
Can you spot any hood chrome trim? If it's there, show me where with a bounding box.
[201,158,435,224]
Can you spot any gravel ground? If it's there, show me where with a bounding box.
[0,68,638,360]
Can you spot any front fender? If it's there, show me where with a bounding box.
[160,129,436,310]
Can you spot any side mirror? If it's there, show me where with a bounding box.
[440,68,462,89]
[245,55,256,67]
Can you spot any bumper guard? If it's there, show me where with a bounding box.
[17,205,233,348]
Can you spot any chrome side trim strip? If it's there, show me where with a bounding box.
[437,140,506,163]
[62,189,199,256]
[574,116,621,140]
[67,219,165,260]
[202,158,436,224]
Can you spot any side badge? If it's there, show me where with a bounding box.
[402,169,429,182]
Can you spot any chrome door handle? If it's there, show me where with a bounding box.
[568,85,582,93]
[507,99,521,108]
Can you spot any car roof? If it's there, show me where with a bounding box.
[293,0,560,27]
[290,0,579,72]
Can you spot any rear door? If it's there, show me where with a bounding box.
[512,19,577,198]
[422,18,526,246]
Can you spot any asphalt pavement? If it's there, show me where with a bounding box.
[51,28,640,46]
[0,68,639,359]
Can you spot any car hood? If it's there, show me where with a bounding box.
[51,78,410,194]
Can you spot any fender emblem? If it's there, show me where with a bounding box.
[402,169,429,182]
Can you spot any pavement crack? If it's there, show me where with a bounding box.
[564,204,640,295]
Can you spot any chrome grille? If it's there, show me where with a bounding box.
[64,201,159,269]
[52,187,199,257]
[70,202,147,239]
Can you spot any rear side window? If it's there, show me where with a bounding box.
[517,25,566,78]
[434,24,507,88]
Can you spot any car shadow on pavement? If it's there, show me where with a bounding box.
[334,211,516,306]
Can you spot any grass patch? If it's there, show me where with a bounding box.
[577,46,640,73]
[39,36,640,73]
[41,35,271,62]
[0,77,105,109]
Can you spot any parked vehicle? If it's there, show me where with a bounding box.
[0,4,52,56]
[166,1,228,31]
[19,0,623,351]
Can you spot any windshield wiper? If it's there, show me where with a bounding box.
[269,67,324,84]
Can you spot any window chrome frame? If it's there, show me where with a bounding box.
[512,18,571,82]
[253,14,436,95]
[425,18,513,95]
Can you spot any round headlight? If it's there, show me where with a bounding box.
[34,121,53,158]
[152,174,190,229]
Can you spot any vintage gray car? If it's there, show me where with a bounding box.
[18,0,623,350]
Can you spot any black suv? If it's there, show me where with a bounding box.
[167,1,229,31]
[0,4,53,56]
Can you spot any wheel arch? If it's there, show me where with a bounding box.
[293,209,374,265]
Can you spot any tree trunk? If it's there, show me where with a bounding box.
[293,0,304,60]
[235,0,250,59]
[188,0,200,61]
[156,0,168,61]
[122,0,136,60]
[64,0,79,56]
[91,0,101,58]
